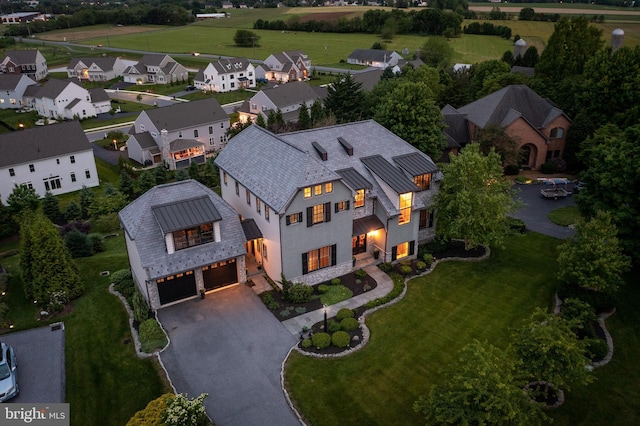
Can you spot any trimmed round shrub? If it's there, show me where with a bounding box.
[354,269,368,279]
[301,338,312,348]
[400,265,413,275]
[586,338,609,360]
[507,217,527,234]
[423,253,434,264]
[379,262,393,272]
[330,278,341,285]
[318,284,329,294]
[126,393,173,426]
[336,308,354,321]
[332,331,350,348]
[340,317,359,331]
[328,319,342,333]
[416,261,427,270]
[64,228,93,258]
[312,332,331,349]
[286,283,313,304]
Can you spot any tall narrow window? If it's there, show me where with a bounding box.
[256,198,261,214]
[194,129,199,138]
[354,189,365,208]
[71,172,76,182]
[265,205,270,221]
[314,185,322,196]
[413,173,431,191]
[29,164,35,173]
[235,181,239,196]
[399,192,412,225]
[304,187,311,198]
[246,189,251,205]
[9,168,14,177]
[70,155,75,164]
[325,182,333,193]
[223,172,227,185]
[85,170,91,179]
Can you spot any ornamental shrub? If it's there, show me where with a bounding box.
[139,319,167,353]
[295,306,306,314]
[540,161,556,174]
[312,332,331,349]
[286,283,313,304]
[507,217,527,234]
[328,319,342,333]
[379,262,393,272]
[301,338,312,348]
[318,284,329,294]
[423,253,434,265]
[126,393,173,426]
[354,269,368,279]
[132,290,150,323]
[416,261,427,270]
[400,265,413,275]
[331,278,341,285]
[586,338,608,360]
[112,269,132,287]
[64,229,93,258]
[504,164,520,175]
[89,233,105,253]
[340,317,359,331]
[163,393,208,426]
[336,308,354,321]
[332,331,350,348]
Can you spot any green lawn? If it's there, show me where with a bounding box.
[548,206,582,227]
[285,232,559,425]
[1,236,169,425]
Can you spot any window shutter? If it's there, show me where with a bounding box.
[335,203,339,213]
[331,244,337,266]
[286,215,290,226]
[297,212,303,223]
[346,200,350,210]
[306,207,313,227]
[409,241,415,256]
[302,252,308,275]
[391,246,397,261]
[325,202,331,222]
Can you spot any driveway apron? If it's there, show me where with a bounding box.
[157,283,300,426]
[511,182,576,239]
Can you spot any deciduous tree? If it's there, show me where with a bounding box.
[233,29,260,47]
[6,184,39,216]
[420,36,453,69]
[434,143,520,249]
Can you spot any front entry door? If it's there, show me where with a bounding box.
[352,234,366,255]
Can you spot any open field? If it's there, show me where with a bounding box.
[36,24,168,43]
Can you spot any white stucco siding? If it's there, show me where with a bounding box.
[124,233,149,302]
[0,149,99,199]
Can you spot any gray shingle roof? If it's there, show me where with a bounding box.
[353,68,383,91]
[66,98,81,109]
[118,180,246,280]
[138,54,167,67]
[348,49,397,63]
[260,81,323,109]
[35,78,80,100]
[68,57,119,71]
[169,138,204,151]
[210,57,252,74]
[133,132,157,150]
[152,195,222,233]
[457,84,567,130]
[141,98,227,132]
[3,50,39,65]
[0,74,30,90]
[215,125,338,213]
[241,218,262,240]
[89,88,110,102]
[361,155,419,194]
[0,121,92,167]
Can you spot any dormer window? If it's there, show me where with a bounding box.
[413,173,431,191]
[354,189,365,208]
[172,223,214,251]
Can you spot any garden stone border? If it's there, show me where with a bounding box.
[291,243,491,360]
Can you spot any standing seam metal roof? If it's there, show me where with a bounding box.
[361,155,419,194]
[392,152,438,176]
[151,196,222,233]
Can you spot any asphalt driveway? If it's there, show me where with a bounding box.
[1,323,65,403]
[511,181,577,239]
[157,284,300,426]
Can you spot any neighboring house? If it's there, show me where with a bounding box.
[262,50,311,82]
[347,49,402,68]
[31,78,111,120]
[352,68,383,92]
[0,12,41,24]
[193,57,255,93]
[0,49,48,81]
[442,84,571,169]
[215,120,439,287]
[123,54,188,85]
[66,57,128,82]
[118,179,247,310]
[0,74,37,109]
[237,81,326,124]
[0,121,99,200]
[392,58,425,74]
[127,98,229,168]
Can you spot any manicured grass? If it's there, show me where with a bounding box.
[320,285,353,306]
[285,232,559,425]
[548,206,581,227]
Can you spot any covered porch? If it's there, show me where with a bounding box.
[167,139,205,170]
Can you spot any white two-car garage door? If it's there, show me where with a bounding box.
[157,270,197,305]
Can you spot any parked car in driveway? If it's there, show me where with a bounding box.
[0,342,18,402]
[185,85,196,91]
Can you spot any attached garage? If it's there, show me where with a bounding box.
[157,270,197,305]
[203,259,238,291]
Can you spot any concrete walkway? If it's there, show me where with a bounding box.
[280,265,394,335]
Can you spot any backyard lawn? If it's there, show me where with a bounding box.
[285,232,639,425]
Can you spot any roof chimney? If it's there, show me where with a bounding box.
[311,141,328,161]
[338,137,353,156]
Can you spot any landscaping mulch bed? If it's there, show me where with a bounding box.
[262,272,378,322]
[297,325,364,355]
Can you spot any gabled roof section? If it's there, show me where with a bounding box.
[3,50,39,64]
[215,125,338,212]
[211,57,252,74]
[393,152,438,176]
[89,88,110,102]
[36,78,81,99]
[141,98,227,131]
[361,155,419,194]
[133,131,157,150]
[68,56,119,71]
[0,74,32,90]
[260,81,323,108]
[138,54,168,67]
[337,168,372,190]
[348,48,398,62]
[457,84,568,130]
[353,68,383,91]
[0,121,91,167]
[152,195,222,233]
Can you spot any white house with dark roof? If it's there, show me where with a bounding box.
[0,121,99,201]
[0,74,37,109]
[0,49,48,81]
[262,50,311,82]
[31,78,111,120]
[66,57,128,82]
[123,54,188,85]
[347,49,402,68]
[215,120,439,286]
[237,81,326,124]
[118,180,248,310]
[193,57,255,93]
[127,98,229,168]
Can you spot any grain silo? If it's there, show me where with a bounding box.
[611,28,625,51]
[514,38,527,59]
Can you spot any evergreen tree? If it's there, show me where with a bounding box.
[324,74,365,123]
[138,171,156,194]
[6,184,40,216]
[255,113,266,128]
[119,170,135,200]
[309,99,325,127]
[0,201,17,239]
[202,157,219,188]
[64,200,82,223]
[188,161,200,181]
[79,185,94,219]
[42,191,60,223]
[297,103,311,130]
[64,229,94,258]
[175,169,189,181]
[154,165,168,185]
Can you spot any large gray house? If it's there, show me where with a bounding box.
[119,180,247,310]
[215,120,439,287]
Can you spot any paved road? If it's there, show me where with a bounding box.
[511,181,577,239]
[157,284,300,426]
